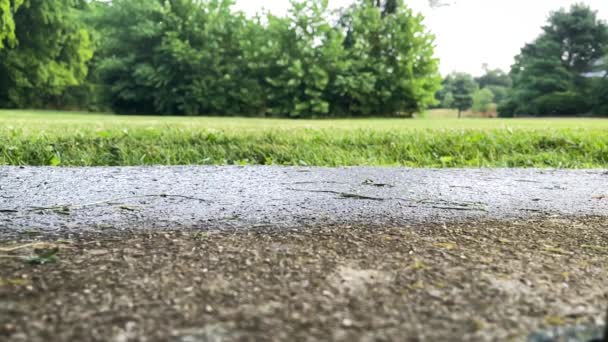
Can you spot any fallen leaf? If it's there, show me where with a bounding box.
[544,316,566,326]
[411,259,426,270]
[0,278,30,287]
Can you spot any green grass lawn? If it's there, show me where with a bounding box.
[1,109,608,168]
[4,109,608,132]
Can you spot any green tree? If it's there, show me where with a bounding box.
[0,0,22,49]
[545,4,608,75]
[154,0,260,115]
[472,88,494,113]
[441,91,454,108]
[261,0,345,117]
[92,0,259,115]
[484,85,508,105]
[591,55,608,115]
[591,54,607,79]
[335,0,440,116]
[451,73,478,117]
[91,0,164,114]
[439,72,477,117]
[434,73,452,108]
[593,79,608,115]
[0,0,93,108]
[476,67,512,89]
[373,0,397,15]
[91,0,440,117]
[500,4,608,117]
[476,67,511,105]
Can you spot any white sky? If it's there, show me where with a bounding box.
[235,0,608,76]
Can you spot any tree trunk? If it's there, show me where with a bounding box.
[458,109,462,119]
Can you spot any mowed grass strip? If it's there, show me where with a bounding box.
[1,110,608,167]
[4,109,608,131]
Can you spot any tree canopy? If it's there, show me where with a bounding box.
[436,72,477,117]
[0,0,93,108]
[84,0,441,117]
[5,0,607,118]
[500,4,608,116]
[0,0,22,49]
[333,0,440,116]
[472,88,494,113]
[473,67,511,107]
[0,0,443,117]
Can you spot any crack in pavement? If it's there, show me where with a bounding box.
[286,188,387,201]
[287,188,487,211]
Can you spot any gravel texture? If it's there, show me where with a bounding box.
[1,219,607,341]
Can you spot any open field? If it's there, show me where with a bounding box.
[419,108,497,119]
[1,218,606,341]
[4,110,608,131]
[1,110,608,167]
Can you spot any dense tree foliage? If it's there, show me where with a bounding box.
[260,1,344,117]
[500,4,608,117]
[436,72,477,117]
[334,0,440,116]
[374,0,397,15]
[0,0,441,116]
[435,68,509,115]
[0,0,93,108]
[4,0,605,118]
[475,67,511,105]
[85,0,440,117]
[0,0,21,49]
[91,0,259,115]
[450,73,478,117]
[591,56,608,115]
[476,68,511,89]
[472,88,494,113]
[434,74,455,108]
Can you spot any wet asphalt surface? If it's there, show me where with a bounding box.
[0,166,607,236]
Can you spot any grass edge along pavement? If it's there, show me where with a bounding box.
[1,111,608,168]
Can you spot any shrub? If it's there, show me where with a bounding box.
[532,91,592,116]
[472,88,495,113]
